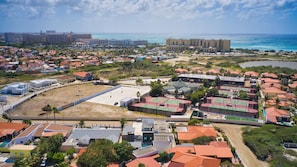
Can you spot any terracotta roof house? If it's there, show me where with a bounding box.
[227,70,241,77]
[261,78,280,84]
[262,72,278,79]
[177,126,217,143]
[207,69,220,75]
[126,157,161,167]
[0,122,27,142]
[262,87,287,98]
[244,71,259,78]
[266,107,291,124]
[291,73,297,80]
[192,67,203,74]
[73,71,93,81]
[194,145,233,159]
[175,68,189,74]
[289,81,297,89]
[168,151,220,167]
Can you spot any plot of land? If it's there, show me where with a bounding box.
[10,83,110,116]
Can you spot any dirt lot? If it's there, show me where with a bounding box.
[9,83,164,119]
[213,123,269,167]
[10,83,111,116]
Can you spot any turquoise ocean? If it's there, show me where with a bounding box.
[92,33,297,52]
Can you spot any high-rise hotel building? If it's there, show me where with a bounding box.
[166,38,230,52]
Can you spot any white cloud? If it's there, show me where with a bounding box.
[2,0,297,20]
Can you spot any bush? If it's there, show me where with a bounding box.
[52,152,65,163]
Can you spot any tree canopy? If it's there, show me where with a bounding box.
[149,80,163,97]
[77,139,134,167]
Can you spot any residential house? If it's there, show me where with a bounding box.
[177,126,217,143]
[175,68,189,74]
[11,123,73,146]
[244,71,259,79]
[126,157,160,167]
[168,151,220,167]
[9,145,36,158]
[266,107,291,124]
[63,127,121,147]
[73,71,93,81]
[262,72,278,79]
[0,122,27,142]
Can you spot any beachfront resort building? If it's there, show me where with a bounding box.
[166,38,230,52]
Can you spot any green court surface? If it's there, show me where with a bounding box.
[213,98,248,106]
[225,115,258,122]
[209,104,248,113]
[221,86,250,92]
[141,104,176,112]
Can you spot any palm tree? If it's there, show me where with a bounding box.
[79,120,85,128]
[136,91,141,102]
[120,118,127,130]
[52,107,58,123]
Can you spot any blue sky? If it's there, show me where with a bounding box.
[1,0,297,34]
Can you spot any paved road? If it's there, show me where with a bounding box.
[213,123,269,167]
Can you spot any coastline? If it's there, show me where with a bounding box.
[91,33,297,52]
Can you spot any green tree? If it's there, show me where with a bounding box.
[138,163,145,167]
[22,119,32,125]
[214,76,221,86]
[207,87,219,96]
[192,136,216,145]
[280,78,289,86]
[79,120,85,128]
[77,139,116,167]
[120,118,127,130]
[114,141,134,163]
[136,78,143,85]
[189,90,205,105]
[149,80,163,97]
[158,151,170,164]
[52,107,59,123]
[239,90,249,100]
[52,152,65,163]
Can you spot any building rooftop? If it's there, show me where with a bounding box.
[9,144,36,151]
[178,74,245,83]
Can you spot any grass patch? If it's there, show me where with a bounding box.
[242,124,297,166]
[225,115,258,122]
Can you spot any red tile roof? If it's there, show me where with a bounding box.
[0,122,27,134]
[177,126,217,141]
[194,145,234,159]
[244,71,259,77]
[266,107,290,123]
[73,71,89,78]
[168,151,220,167]
[262,72,278,79]
[261,78,280,84]
[126,157,160,167]
[175,68,189,74]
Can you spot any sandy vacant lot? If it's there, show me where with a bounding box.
[10,83,110,116]
[213,123,269,167]
[9,83,163,119]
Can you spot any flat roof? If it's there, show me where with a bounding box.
[178,74,245,83]
[9,145,36,151]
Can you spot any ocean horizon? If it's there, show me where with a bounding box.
[92,33,297,52]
